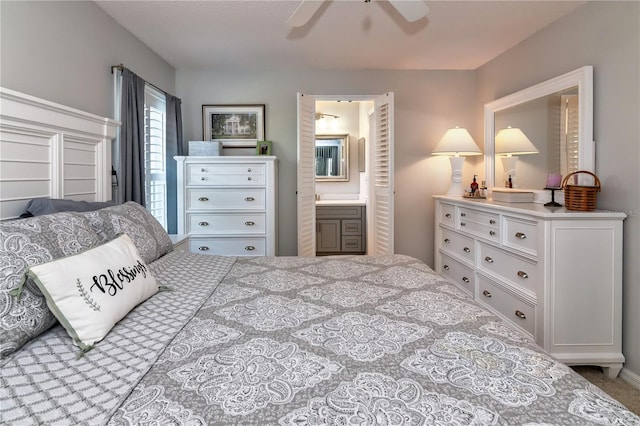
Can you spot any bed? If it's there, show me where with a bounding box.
[1,89,638,425]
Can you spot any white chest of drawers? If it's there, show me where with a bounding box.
[176,156,278,256]
[434,195,626,377]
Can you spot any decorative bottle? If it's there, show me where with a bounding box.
[470,175,479,195]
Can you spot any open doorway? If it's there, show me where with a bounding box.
[296,93,394,257]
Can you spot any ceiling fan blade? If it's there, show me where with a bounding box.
[388,0,429,22]
[287,0,326,28]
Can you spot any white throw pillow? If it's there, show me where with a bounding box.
[25,234,158,353]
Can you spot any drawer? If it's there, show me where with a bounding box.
[187,188,266,210]
[504,216,538,256]
[188,213,266,234]
[478,243,537,294]
[188,164,265,186]
[458,207,500,242]
[342,219,362,236]
[458,206,500,227]
[440,252,474,296]
[190,237,265,256]
[341,236,363,252]
[440,203,456,227]
[316,206,362,219]
[440,227,474,264]
[477,276,535,336]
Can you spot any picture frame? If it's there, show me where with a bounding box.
[256,140,273,156]
[202,104,265,148]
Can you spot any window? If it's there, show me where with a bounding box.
[144,85,167,229]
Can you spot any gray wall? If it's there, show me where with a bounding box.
[476,1,640,381]
[0,1,175,118]
[176,68,478,262]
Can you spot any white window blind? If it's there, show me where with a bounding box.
[144,85,167,229]
[560,94,579,177]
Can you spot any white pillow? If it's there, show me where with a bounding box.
[25,234,159,353]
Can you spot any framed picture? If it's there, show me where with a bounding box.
[202,104,265,147]
[256,140,273,156]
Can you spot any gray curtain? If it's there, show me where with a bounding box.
[119,68,146,206]
[165,94,183,234]
[316,146,339,176]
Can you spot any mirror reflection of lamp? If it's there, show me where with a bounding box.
[431,127,482,196]
[495,127,539,188]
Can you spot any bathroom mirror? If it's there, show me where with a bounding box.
[315,134,349,181]
[484,66,594,189]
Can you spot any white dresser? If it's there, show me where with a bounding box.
[434,195,626,377]
[176,156,277,256]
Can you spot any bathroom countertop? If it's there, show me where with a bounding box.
[315,200,366,206]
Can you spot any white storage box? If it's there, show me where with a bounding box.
[491,189,535,203]
[189,141,221,156]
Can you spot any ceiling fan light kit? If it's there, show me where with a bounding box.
[287,0,430,28]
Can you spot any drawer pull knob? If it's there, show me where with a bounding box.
[445,213,452,218]
[198,221,209,226]
[482,290,492,298]
[245,221,255,226]
[198,246,209,251]
[489,231,496,236]
[463,247,471,253]
[245,245,256,251]
[201,177,206,181]
[517,271,529,279]
[462,277,470,283]
[515,232,527,239]
[489,219,496,225]
[201,168,206,172]
[245,197,255,201]
[444,238,451,244]
[515,310,527,319]
[443,265,450,271]
[198,197,209,202]
[248,177,252,181]
[460,212,466,217]
[484,256,494,263]
[460,222,466,227]
[248,168,252,172]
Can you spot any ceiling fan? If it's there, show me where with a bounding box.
[287,0,430,28]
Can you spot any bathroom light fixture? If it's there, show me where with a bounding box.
[431,127,482,196]
[495,126,539,187]
[315,112,339,120]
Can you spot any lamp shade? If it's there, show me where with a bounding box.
[495,127,539,155]
[431,127,482,156]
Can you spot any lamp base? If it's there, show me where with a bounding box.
[501,156,518,187]
[446,156,466,196]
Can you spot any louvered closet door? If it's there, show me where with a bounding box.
[296,93,316,257]
[371,92,394,255]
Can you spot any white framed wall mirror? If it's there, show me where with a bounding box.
[315,134,349,181]
[484,66,594,190]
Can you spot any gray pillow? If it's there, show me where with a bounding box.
[25,198,115,216]
[80,202,173,264]
[0,213,102,361]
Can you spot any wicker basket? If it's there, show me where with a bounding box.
[562,170,600,211]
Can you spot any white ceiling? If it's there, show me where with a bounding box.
[95,0,586,71]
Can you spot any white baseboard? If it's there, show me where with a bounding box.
[620,367,640,390]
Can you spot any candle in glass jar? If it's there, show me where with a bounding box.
[546,173,562,188]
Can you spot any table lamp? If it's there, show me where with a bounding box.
[431,127,482,196]
[495,127,539,187]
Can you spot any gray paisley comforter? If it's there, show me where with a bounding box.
[1,253,638,425]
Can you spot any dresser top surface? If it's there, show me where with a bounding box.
[434,195,626,219]
[175,155,277,163]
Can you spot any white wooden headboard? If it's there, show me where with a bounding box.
[0,88,119,220]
